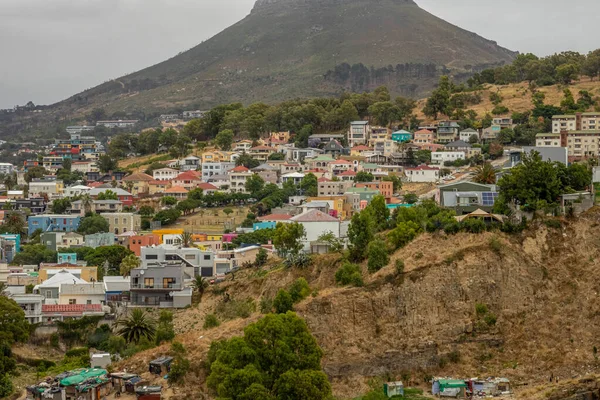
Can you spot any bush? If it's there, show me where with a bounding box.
[0,374,14,398]
[215,298,256,320]
[273,290,294,314]
[544,219,562,229]
[489,236,503,255]
[492,105,510,115]
[289,278,311,303]
[443,221,461,235]
[475,303,488,316]
[335,262,364,287]
[259,298,273,314]
[447,350,461,363]
[395,260,405,276]
[461,218,486,233]
[107,336,126,354]
[367,238,390,273]
[484,313,497,326]
[167,356,190,384]
[203,314,220,329]
[65,347,88,358]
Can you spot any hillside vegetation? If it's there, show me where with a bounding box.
[113,208,600,399]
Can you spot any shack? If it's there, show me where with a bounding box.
[60,368,108,400]
[149,356,173,375]
[75,377,112,400]
[26,385,62,400]
[126,376,149,393]
[109,372,139,394]
[383,381,404,397]
[90,353,111,369]
[432,378,467,398]
[135,386,162,400]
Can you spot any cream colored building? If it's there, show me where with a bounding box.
[535,133,561,147]
[102,213,142,235]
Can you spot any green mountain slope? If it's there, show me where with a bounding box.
[49,0,517,115]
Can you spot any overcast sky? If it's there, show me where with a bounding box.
[1,0,598,109]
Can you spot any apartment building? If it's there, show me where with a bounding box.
[129,263,191,308]
[431,151,466,165]
[28,214,81,236]
[436,121,461,143]
[228,166,252,194]
[535,133,562,147]
[101,213,141,235]
[564,130,600,159]
[248,145,277,162]
[318,181,353,197]
[550,113,600,133]
[348,121,370,147]
[29,177,64,198]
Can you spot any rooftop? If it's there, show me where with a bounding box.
[291,209,338,223]
[257,213,293,221]
[406,164,439,171]
[122,172,154,182]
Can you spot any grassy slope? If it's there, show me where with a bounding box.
[112,209,600,399]
[416,77,600,122]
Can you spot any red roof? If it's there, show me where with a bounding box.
[339,170,357,176]
[165,186,189,193]
[257,213,293,221]
[352,145,372,151]
[197,182,218,190]
[415,129,433,134]
[231,166,250,172]
[42,304,103,314]
[406,164,439,171]
[174,171,202,181]
[318,177,331,182]
[250,145,274,151]
[87,182,104,188]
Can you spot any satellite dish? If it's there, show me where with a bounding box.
[140,270,145,275]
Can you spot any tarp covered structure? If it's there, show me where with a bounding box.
[60,368,107,386]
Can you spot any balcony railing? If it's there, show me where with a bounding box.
[131,283,182,290]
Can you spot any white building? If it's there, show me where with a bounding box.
[71,161,98,174]
[64,185,91,197]
[153,168,179,181]
[0,163,15,175]
[281,172,305,186]
[58,283,105,305]
[535,133,561,147]
[348,121,370,147]
[202,162,235,181]
[10,294,44,324]
[66,126,95,134]
[228,166,252,194]
[431,151,466,165]
[290,209,340,252]
[96,120,139,128]
[404,165,440,183]
[459,129,479,143]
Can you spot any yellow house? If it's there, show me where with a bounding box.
[152,228,184,244]
[38,264,98,284]
[306,196,348,220]
[206,234,223,241]
[122,173,154,196]
[202,151,235,163]
[350,145,372,157]
[148,179,171,195]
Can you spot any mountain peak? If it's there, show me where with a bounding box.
[252,0,416,13]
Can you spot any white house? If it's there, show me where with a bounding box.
[459,129,479,143]
[282,172,305,186]
[290,209,340,252]
[153,168,179,181]
[64,185,91,197]
[0,163,15,175]
[404,165,440,183]
[58,283,105,305]
[34,270,87,305]
[431,151,466,165]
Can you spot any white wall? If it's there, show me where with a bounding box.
[431,151,466,165]
[299,221,340,251]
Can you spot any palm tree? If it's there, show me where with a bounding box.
[179,231,194,248]
[191,276,209,298]
[81,194,93,215]
[473,162,497,184]
[115,309,157,344]
[4,212,27,236]
[119,254,140,277]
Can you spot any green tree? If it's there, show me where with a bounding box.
[236,153,261,169]
[556,63,579,85]
[11,244,56,266]
[1,212,27,236]
[24,166,48,183]
[354,171,374,182]
[115,309,157,344]
[347,211,375,261]
[288,278,310,303]
[207,312,330,399]
[97,189,118,200]
[161,196,178,206]
[334,262,363,287]
[316,231,343,253]
[77,214,110,235]
[119,254,140,277]
[273,222,306,257]
[215,129,235,150]
[139,205,155,217]
[367,238,390,273]
[366,195,390,231]
[50,198,72,214]
[273,290,294,314]
[191,276,209,300]
[97,155,118,173]
[294,124,313,148]
[368,101,401,127]
[255,248,268,267]
[0,296,29,344]
[382,175,401,192]
[299,173,318,197]
[423,76,452,119]
[155,310,176,345]
[84,245,133,275]
[473,162,497,184]
[154,209,182,226]
[268,153,285,161]
[246,174,266,198]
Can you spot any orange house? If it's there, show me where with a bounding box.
[356,181,394,199]
[128,234,160,256]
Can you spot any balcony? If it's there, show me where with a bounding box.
[131,283,182,290]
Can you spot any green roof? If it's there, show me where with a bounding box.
[535,133,560,137]
[552,115,576,119]
[439,379,467,388]
[567,130,600,135]
[345,187,378,193]
[60,369,107,386]
[361,163,378,169]
[311,155,335,161]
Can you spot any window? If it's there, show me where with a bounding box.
[145,254,158,260]
[204,255,211,260]
[69,299,76,305]
[86,300,92,305]
[144,278,154,288]
[185,254,196,260]
[163,278,175,288]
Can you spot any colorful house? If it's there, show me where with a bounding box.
[391,130,412,143]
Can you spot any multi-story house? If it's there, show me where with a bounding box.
[202,162,235,181]
[355,181,394,199]
[404,165,440,182]
[122,173,154,196]
[322,139,348,157]
[431,151,466,165]
[445,140,482,159]
[129,262,192,308]
[88,187,133,206]
[15,198,46,214]
[58,283,105,305]
[0,163,15,175]
[102,213,141,235]
[372,139,397,157]
[29,177,64,198]
[171,171,202,190]
[413,129,434,144]
[164,186,189,200]
[436,121,460,143]
[564,130,600,159]
[50,133,103,161]
[180,155,201,171]
[152,168,179,181]
[149,179,171,195]
[233,140,253,153]
[252,164,279,184]
[391,130,412,143]
[492,117,514,129]
[328,159,355,175]
[348,121,370,147]
[249,145,277,162]
[96,120,139,128]
[84,232,116,249]
[535,133,562,147]
[281,172,305,186]
[141,245,215,277]
[42,156,64,172]
[10,294,44,324]
[71,161,98,174]
[318,181,353,197]
[459,128,479,143]
[28,214,81,236]
[438,182,499,214]
[70,199,123,215]
[285,147,322,162]
[228,166,252,193]
[308,133,345,146]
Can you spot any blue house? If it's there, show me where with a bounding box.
[0,234,20,263]
[391,130,412,143]
[28,214,82,236]
[253,221,277,231]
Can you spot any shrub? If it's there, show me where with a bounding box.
[447,350,461,363]
[475,303,488,316]
[489,236,503,255]
[484,313,497,326]
[0,374,14,398]
[259,298,273,314]
[335,262,364,287]
[461,218,486,233]
[395,260,405,276]
[283,253,312,269]
[492,105,510,115]
[273,290,294,314]
[203,314,220,329]
[215,298,256,320]
[288,278,311,303]
[443,221,461,235]
[544,219,562,229]
[167,356,190,384]
[65,347,88,358]
[367,238,390,273]
[108,336,126,354]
